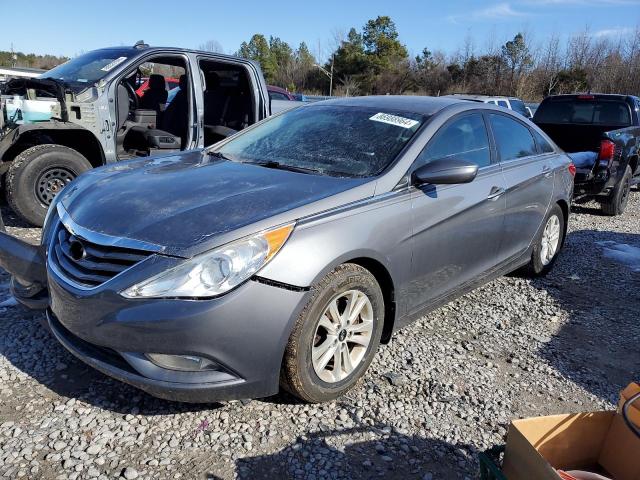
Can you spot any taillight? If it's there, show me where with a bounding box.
[578,94,595,100]
[598,139,616,168]
[568,163,576,177]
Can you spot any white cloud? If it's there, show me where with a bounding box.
[448,2,531,23]
[594,26,635,37]
[475,2,528,18]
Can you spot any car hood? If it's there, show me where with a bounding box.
[59,150,372,257]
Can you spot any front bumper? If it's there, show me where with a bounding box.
[47,271,308,403]
[0,231,48,309]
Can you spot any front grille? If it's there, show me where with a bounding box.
[50,223,151,288]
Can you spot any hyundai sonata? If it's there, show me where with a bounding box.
[0,96,574,403]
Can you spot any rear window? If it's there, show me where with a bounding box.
[489,114,537,161]
[534,99,631,126]
[217,105,426,177]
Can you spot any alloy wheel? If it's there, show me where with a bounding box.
[540,214,561,266]
[311,290,374,383]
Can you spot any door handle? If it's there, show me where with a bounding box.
[542,165,553,178]
[487,186,505,200]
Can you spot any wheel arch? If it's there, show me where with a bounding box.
[328,255,397,345]
[628,154,638,176]
[0,124,105,169]
[556,198,569,247]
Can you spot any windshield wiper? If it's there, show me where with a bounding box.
[207,151,234,161]
[250,160,322,175]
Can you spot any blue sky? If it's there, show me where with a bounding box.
[2,0,639,60]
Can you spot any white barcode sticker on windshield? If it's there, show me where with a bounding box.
[369,112,419,129]
[101,57,128,72]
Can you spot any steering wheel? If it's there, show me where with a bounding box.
[123,80,139,111]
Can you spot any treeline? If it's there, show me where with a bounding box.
[0,50,68,70]
[236,16,640,101]
[4,16,639,101]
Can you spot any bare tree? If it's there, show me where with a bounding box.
[198,40,224,53]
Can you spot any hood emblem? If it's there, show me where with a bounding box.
[68,239,86,261]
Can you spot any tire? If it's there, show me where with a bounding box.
[6,144,92,226]
[280,263,384,403]
[601,165,632,216]
[525,203,565,277]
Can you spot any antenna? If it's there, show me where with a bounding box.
[133,40,149,49]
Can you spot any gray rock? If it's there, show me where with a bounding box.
[122,467,139,479]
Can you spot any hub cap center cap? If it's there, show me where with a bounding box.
[338,329,347,342]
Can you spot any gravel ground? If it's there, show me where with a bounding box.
[0,194,639,480]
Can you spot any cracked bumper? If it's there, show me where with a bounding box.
[0,231,49,309]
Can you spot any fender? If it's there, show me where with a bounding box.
[258,189,414,329]
[0,122,106,169]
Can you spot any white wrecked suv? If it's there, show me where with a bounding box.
[0,41,272,226]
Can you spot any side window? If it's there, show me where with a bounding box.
[532,130,555,154]
[415,113,491,169]
[489,114,538,161]
[497,100,509,108]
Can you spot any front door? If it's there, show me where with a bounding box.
[406,112,507,314]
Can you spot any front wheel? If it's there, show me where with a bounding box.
[6,144,92,226]
[280,263,384,403]
[525,203,565,277]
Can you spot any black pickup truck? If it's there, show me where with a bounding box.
[533,94,640,215]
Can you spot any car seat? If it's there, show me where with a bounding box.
[140,74,168,113]
[160,74,189,148]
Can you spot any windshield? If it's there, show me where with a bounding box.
[534,98,632,126]
[41,48,135,86]
[509,99,529,117]
[216,105,426,177]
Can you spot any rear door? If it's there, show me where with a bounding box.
[487,112,554,261]
[406,112,506,313]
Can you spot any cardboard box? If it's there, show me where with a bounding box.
[502,383,640,480]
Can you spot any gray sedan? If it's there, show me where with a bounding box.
[0,96,574,403]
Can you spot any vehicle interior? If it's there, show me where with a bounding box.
[199,59,255,146]
[115,56,190,159]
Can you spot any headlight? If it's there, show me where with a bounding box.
[121,223,294,299]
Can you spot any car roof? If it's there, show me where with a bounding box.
[541,93,638,102]
[447,94,520,101]
[93,45,260,67]
[315,95,467,116]
[267,85,290,94]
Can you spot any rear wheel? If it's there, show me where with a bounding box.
[524,203,565,277]
[6,144,92,226]
[601,165,631,216]
[280,263,384,403]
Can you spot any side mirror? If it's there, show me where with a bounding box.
[412,158,479,185]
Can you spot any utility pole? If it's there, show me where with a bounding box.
[11,43,17,67]
[314,54,335,97]
[329,53,334,97]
